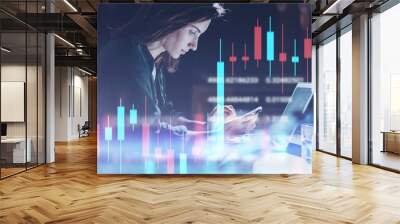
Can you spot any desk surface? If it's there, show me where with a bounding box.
[381,131,400,134]
[1,138,27,143]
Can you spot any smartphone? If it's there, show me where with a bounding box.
[242,106,262,117]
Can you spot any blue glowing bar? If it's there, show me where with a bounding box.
[217,62,224,126]
[130,106,137,125]
[145,159,155,174]
[105,127,112,141]
[217,39,224,128]
[267,17,274,77]
[292,39,299,76]
[267,32,274,61]
[291,39,299,63]
[216,39,225,149]
[217,62,224,105]
[117,105,125,141]
[179,153,187,174]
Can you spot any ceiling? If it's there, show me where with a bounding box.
[0,0,389,75]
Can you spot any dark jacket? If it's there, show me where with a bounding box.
[98,37,173,126]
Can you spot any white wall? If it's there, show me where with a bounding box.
[72,73,89,138]
[55,66,69,141]
[1,63,45,163]
[1,65,40,138]
[55,67,89,141]
[1,65,26,139]
[1,65,26,81]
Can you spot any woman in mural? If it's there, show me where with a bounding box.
[98,3,258,137]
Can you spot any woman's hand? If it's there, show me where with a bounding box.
[207,105,237,124]
[224,112,258,136]
[171,125,188,136]
[207,105,258,136]
[158,121,188,136]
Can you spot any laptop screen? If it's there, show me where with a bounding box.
[270,83,313,148]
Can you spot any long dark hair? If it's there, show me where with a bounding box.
[123,4,226,72]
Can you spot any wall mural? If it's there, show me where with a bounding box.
[97,3,313,174]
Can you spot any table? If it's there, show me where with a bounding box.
[1,138,31,163]
[381,131,400,154]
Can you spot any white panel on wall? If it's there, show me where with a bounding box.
[1,65,25,82]
[55,67,89,141]
[1,82,25,122]
[75,87,81,118]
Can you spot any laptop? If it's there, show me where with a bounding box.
[269,82,313,150]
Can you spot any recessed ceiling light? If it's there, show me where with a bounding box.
[78,67,92,76]
[1,47,11,53]
[63,0,78,12]
[54,34,75,48]
[322,0,354,15]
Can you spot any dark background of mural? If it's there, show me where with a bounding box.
[98,3,311,120]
